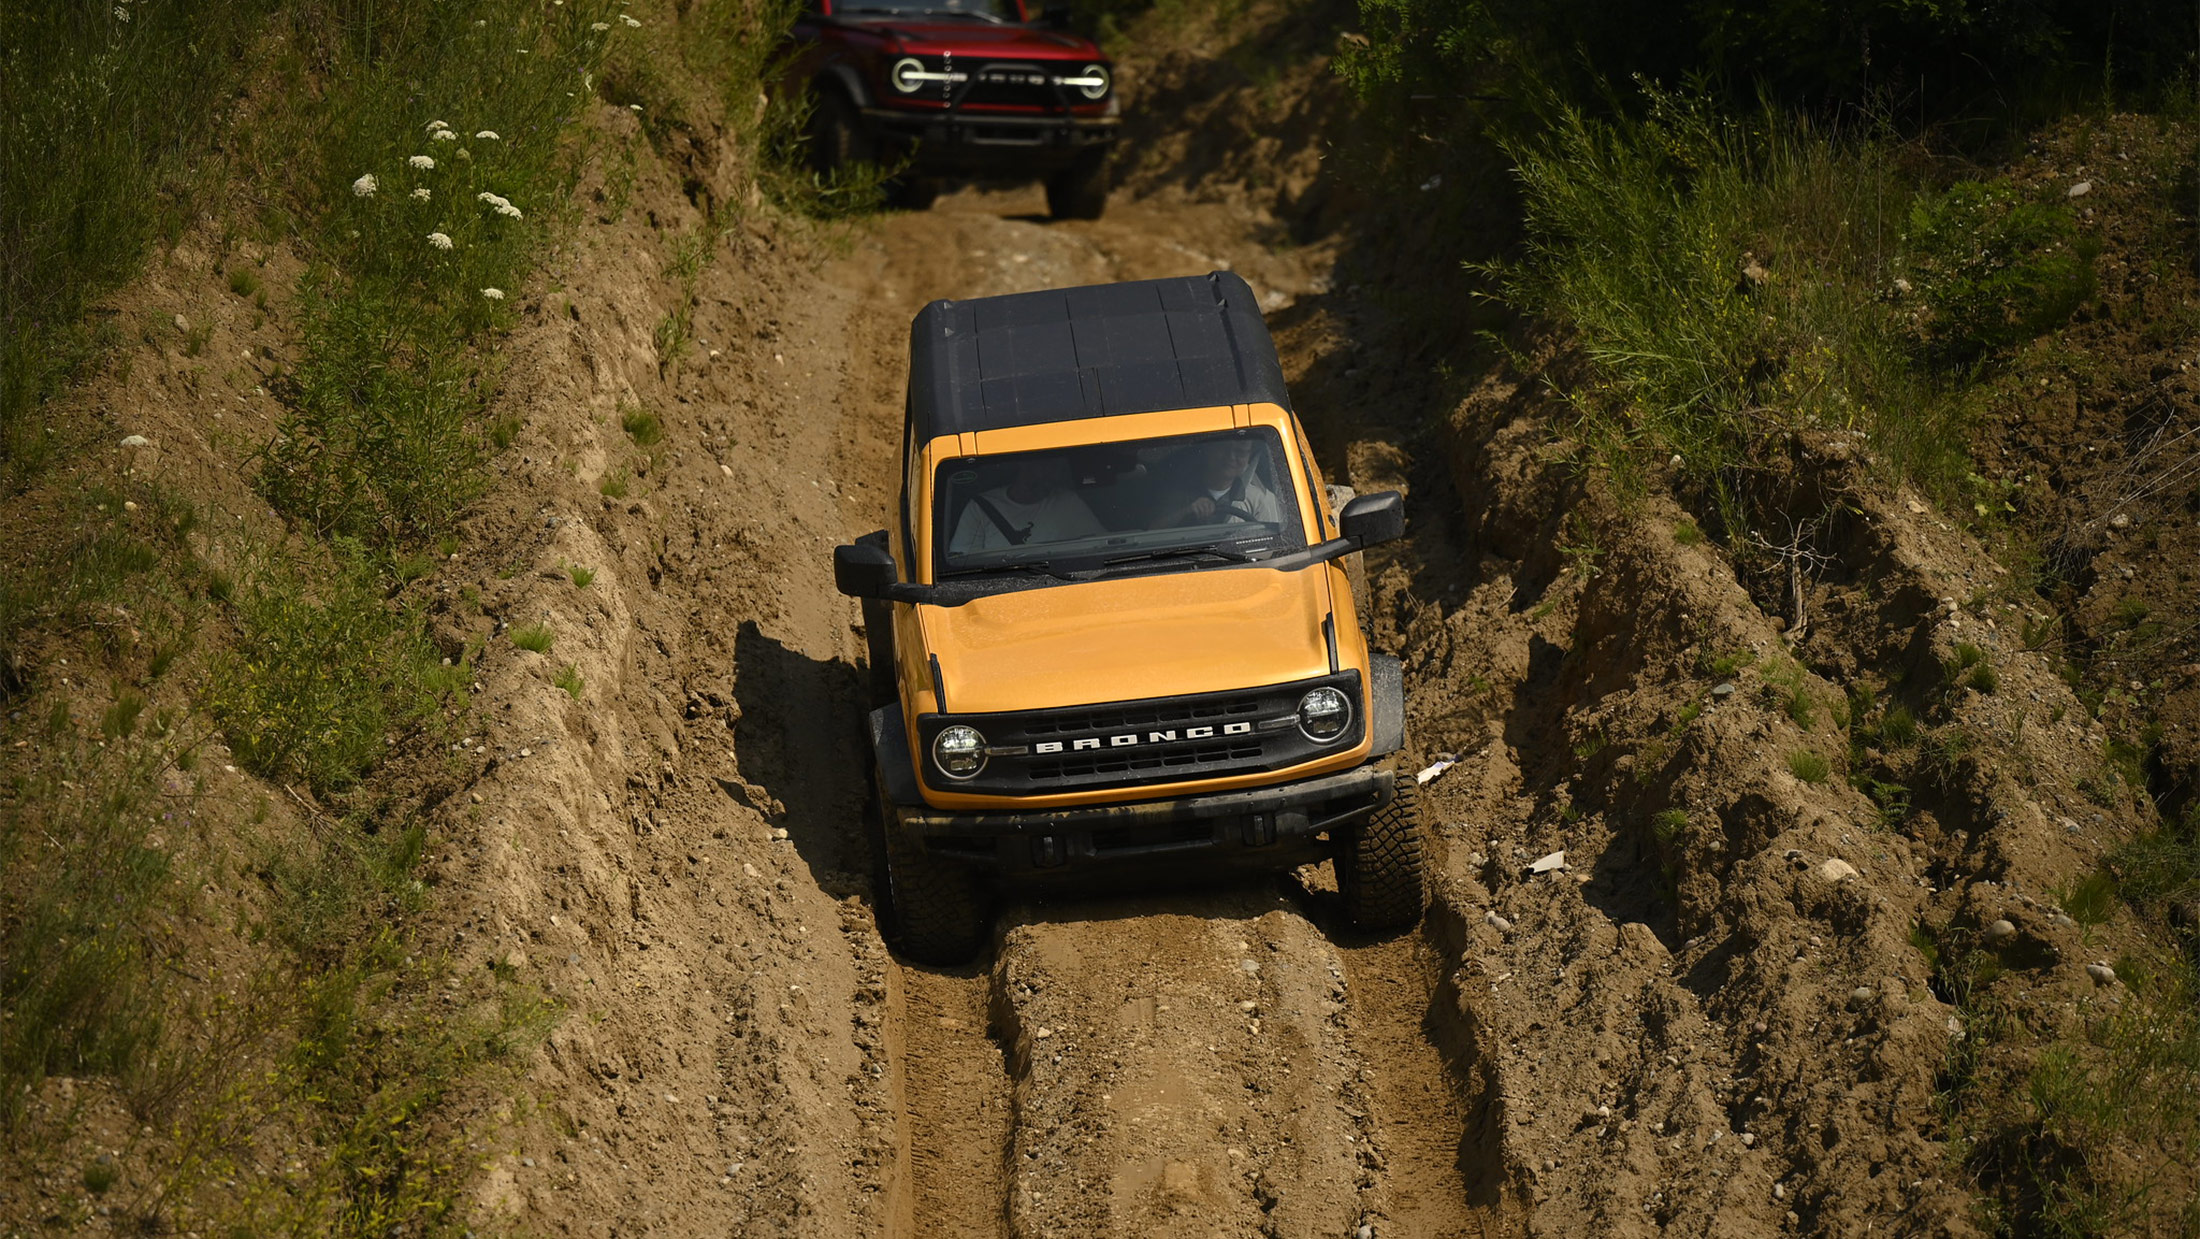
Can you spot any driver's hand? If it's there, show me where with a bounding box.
[1183,496,1215,522]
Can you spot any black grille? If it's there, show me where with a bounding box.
[961,62,1063,109]
[918,671,1362,796]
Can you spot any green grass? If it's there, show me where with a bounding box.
[1672,517,1703,546]
[206,552,457,795]
[510,623,554,653]
[1787,750,1831,783]
[599,468,631,499]
[621,404,665,447]
[554,663,585,699]
[568,563,596,588]
[1496,86,2092,506]
[0,0,275,480]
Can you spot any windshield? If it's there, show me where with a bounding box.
[933,427,1308,581]
[833,0,1017,20]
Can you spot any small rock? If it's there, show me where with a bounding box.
[1668,454,1684,469]
[2086,962,2118,986]
[119,435,151,449]
[1239,958,1260,975]
[521,1157,534,1167]
[1740,1132,1757,1147]
[1034,1027,1054,1040]
[173,313,189,331]
[1529,850,1567,874]
[1239,1000,1257,1012]
[2067,180,2093,198]
[2109,512,2131,529]
[2050,913,2077,930]
[1983,919,2017,945]
[1415,757,1456,785]
[1812,858,1859,883]
[1851,986,1876,1004]
[1752,1021,1767,1035]
[1357,1225,1375,1239]
[1485,910,1513,932]
[1906,499,1926,515]
[1773,1183,1786,1200]
[770,827,789,841]
[1711,681,1737,697]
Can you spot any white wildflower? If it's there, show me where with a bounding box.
[352,173,378,197]
[431,128,460,141]
[590,21,609,30]
[475,130,501,140]
[477,191,508,206]
[426,119,450,133]
[113,6,129,21]
[497,202,523,219]
[427,232,454,250]
[481,288,505,300]
[409,155,436,170]
[411,187,432,201]
[621,14,641,26]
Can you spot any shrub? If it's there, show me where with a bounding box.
[1900,180,2095,362]
[207,555,445,793]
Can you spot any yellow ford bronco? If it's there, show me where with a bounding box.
[834,271,1425,961]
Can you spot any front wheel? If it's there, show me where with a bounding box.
[1337,774,1428,933]
[806,89,872,178]
[877,781,992,964]
[1044,150,1110,221]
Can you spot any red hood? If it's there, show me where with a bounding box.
[849,19,1100,59]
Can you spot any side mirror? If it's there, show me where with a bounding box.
[834,540,898,598]
[1339,490,1404,548]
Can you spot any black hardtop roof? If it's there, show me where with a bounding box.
[906,270,1291,442]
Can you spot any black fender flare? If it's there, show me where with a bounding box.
[1369,653,1406,757]
[816,61,871,111]
[870,703,923,806]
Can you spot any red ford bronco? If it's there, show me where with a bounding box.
[786,0,1120,218]
[834,272,1428,962]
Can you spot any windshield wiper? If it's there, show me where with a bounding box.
[1103,543,1258,570]
[943,559,1079,581]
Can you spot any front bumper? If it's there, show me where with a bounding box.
[861,107,1118,171]
[899,763,1393,878]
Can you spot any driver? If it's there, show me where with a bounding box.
[1152,437,1285,529]
[947,455,1103,554]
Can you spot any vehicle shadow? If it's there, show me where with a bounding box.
[731,620,878,901]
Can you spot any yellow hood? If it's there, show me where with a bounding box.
[920,565,1337,715]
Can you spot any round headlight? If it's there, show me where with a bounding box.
[890,56,928,93]
[1074,62,1110,100]
[1297,687,1352,743]
[932,724,987,779]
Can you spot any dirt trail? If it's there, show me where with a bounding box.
[447,158,1503,1238]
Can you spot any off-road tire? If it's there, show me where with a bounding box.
[877,778,991,964]
[807,88,871,177]
[1337,774,1428,933]
[1044,151,1109,220]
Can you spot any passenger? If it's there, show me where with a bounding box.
[947,456,1104,554]
[1151,437,1285,528]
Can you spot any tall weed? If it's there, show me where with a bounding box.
[206,552,453,794]
[1498,87,2100,507]
[0,0,272,480]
